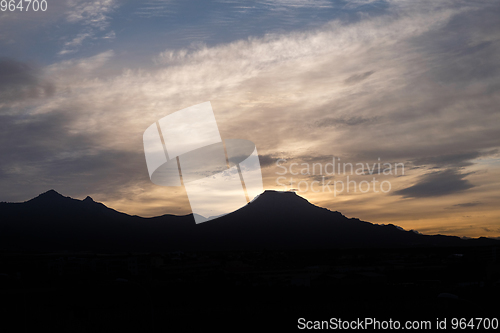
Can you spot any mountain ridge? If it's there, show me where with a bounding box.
[0,189,498,252]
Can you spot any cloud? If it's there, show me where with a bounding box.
[258,154,281,168]
[411,151,489,168]
[394,169,475,198]
[60,0,118,55]
[46,50,115,82]
[59,31,94,55]
[0,108,147,202]
[0,58,55,103]
[134,0,177,18]
[135,0,334,20]
[342,0,384,10]
[102,31,116,40]
[314,115,379,128]
[451,202,481,208]
[344,70,375,85]
[66,0,117,29]
[259,0,334,9]
[0,58,36,87]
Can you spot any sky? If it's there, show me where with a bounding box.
[1,0,499,238]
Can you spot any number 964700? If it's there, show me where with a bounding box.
[1,0,48,12]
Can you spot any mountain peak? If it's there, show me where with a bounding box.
[262,189,297,195]
[83,196,95,203]
[43,189,61,195]
[259,190,302,199]
[255,189,311,205]
[32,189,65,200]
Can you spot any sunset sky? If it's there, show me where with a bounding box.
[1,0,499,238]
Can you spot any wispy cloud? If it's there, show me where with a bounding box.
[66,0,117,29]
[59,31,93,55]
[394,169,475,198]
[451,202,481,208]
[314,115,379,128]
[411,151,497,169]
[102,30,116,40]
[134,0,177,18]
[258,0,335,9]
[344,71,375,85]
[60,0,118,55]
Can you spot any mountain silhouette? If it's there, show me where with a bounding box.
[0,190,498,252]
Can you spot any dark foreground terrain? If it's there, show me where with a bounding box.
[1,246,499,332]
[1,190,499,331]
